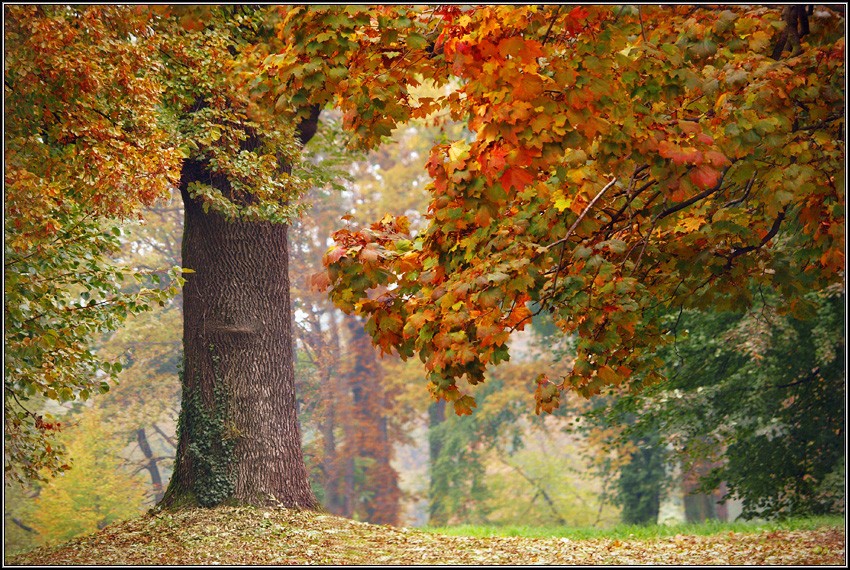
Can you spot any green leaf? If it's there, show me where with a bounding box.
[406,32,428,50]
[573,245,593,259]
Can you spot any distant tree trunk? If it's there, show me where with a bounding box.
[683,456,721,523]
[136,428,164,503]
[618,434,665,525]
[320,401,343,513]
[320,313,347,515]
[427,399,447,526]
[159,108,322,510]
[342,315,401,525]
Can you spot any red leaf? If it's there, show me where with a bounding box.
[689,165,721,190]
[360,245,380,262]
[481,145,509,180]
[704,150,731,167]
[500,166,534,192]
[565,6,589,34]
[308,271,331,292]
[659,140,702,166]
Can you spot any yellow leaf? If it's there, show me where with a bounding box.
[448,139,471,163]
[567,167,587,184]
[677,216,704,232]
[714,92,728,113]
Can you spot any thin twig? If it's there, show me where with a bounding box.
[637,6,648,43]
[540,178,617,313]
[541,5,563,46]
[152,423,177,449]
[547,177,619,251]
[723,171,756,209]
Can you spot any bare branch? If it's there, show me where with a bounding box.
[637,5,648,43]
[152,423,177,449]
[541,5,563,46]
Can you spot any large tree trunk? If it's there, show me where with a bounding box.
[160,107,321,510]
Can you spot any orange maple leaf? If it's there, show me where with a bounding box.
[500,165,534,192]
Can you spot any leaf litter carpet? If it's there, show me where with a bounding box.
[8,506,845,566]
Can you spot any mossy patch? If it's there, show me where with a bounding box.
[163,350,237,508]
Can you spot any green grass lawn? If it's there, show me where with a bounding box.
[425,514,845,540]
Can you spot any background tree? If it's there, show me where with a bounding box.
[3,481,40,558]
[292,111,450,523]
[94,197,185,503]
[615,433,666,525]
[591,286,845,520]
[424,322,624,527]
[483,423,622,528]
[30,407,148,544]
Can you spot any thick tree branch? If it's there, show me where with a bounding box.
[296,105,322,146]
[771,5,809,60]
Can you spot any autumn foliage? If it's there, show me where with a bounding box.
[311,6,845,414]
[4,5,183,482]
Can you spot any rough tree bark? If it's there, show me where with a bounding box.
[159,108,322,509]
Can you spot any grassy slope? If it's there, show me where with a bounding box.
[7,507,846,566]
[426,515,846,539]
